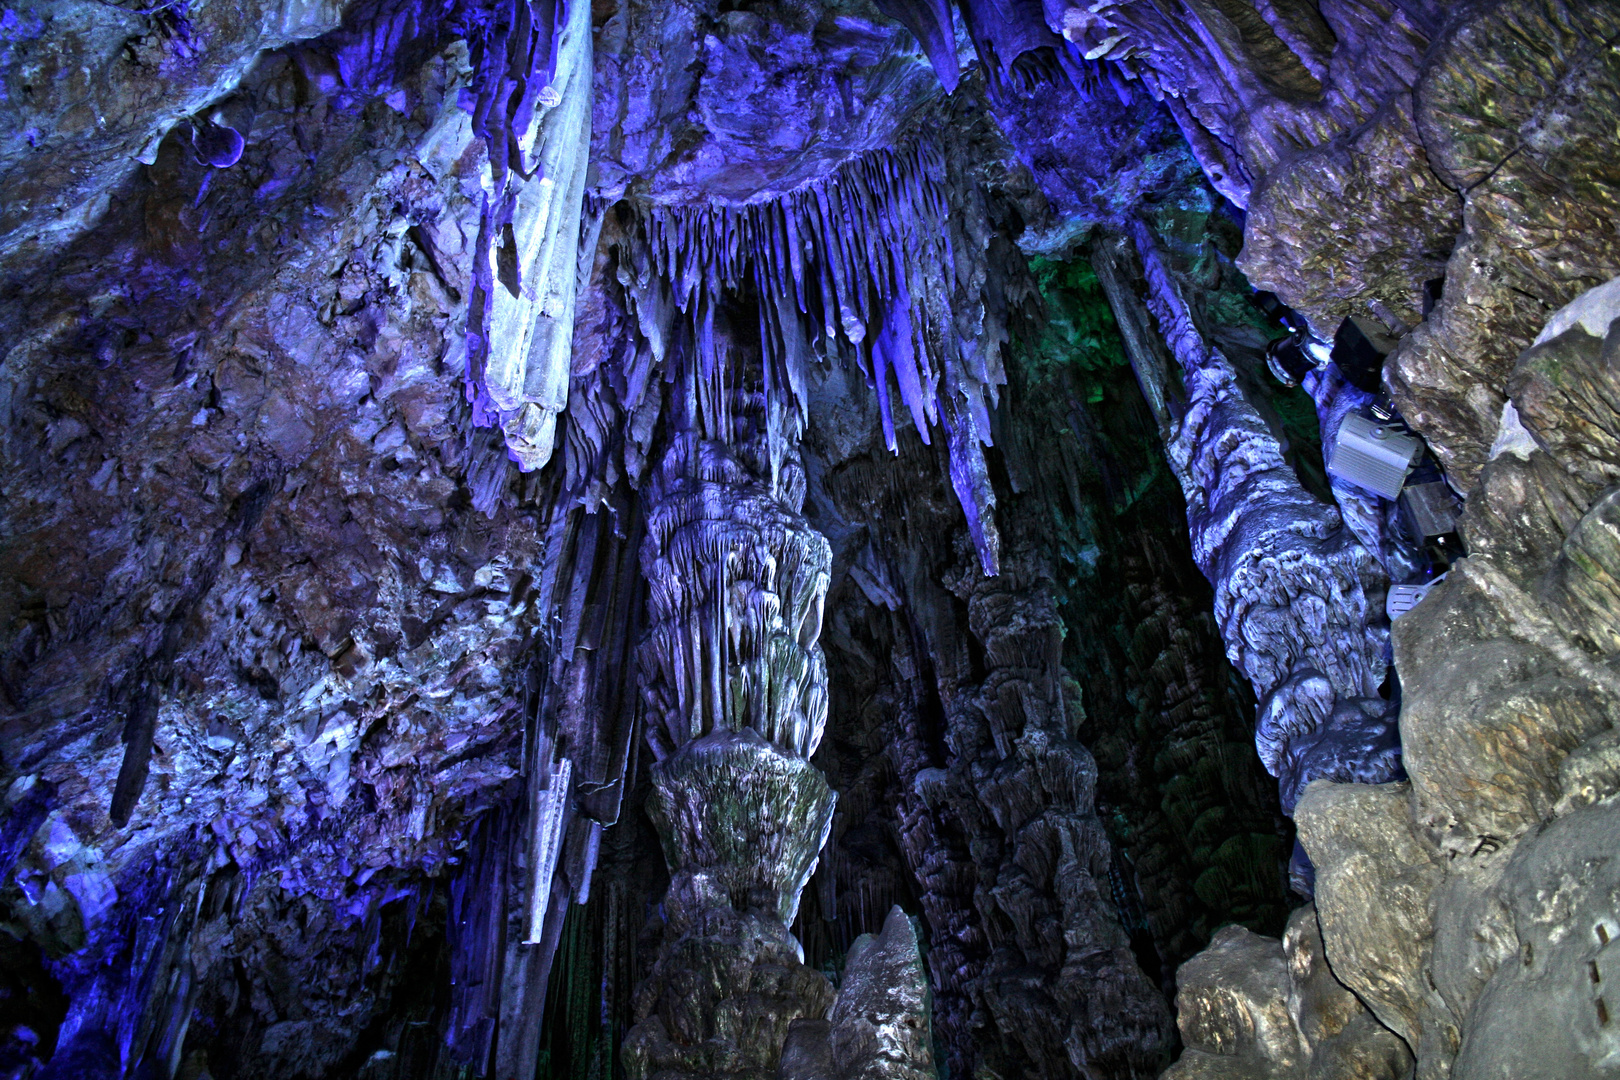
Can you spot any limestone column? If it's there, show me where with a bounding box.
[622,388,837,1079]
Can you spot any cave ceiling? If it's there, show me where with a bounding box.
[1,1,1619,1079]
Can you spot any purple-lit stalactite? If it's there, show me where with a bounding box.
[460,0,592,472]
[421,3,641,1072]
[612,138,1032,576]
[1129,224,1399,883]
[871,0,960,92]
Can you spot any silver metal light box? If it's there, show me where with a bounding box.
[1328,413,1422,500]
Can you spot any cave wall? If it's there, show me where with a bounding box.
[1143,2,1620,1078]
[0,0,1617,1078]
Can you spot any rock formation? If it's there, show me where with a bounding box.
[1164,905,1412,1080]
[622,365,839,1079]
[2,0,1618,1077]
[781,905,936,1080]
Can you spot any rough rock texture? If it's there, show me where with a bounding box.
[18,0,1620,1075]
[591,0,944,206]
[804,475,1177,1078]
[1277,280,1620,1080]
[563,65,1200,1077]
[1038,0,1441,209]
[826,905,934,1080]
[646,732,835,926]
[1295,781,1447,1064]
[1388,0,1620,490]
[0,6,592,1072]
[0,0,349,274]
[1448,799,1620,1077]
[621,869,835,1080]
[1163,905,1410,1080]
[1239,94,1459,339]
[1135,215,1396,833]
[1031,254,1295,965]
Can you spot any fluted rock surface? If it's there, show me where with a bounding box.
[638,426,832,762]
[627,368,838,1077]
[1136,225,1395,831]
[646,731,835,926]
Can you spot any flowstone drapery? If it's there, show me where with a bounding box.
[460,0,594,471]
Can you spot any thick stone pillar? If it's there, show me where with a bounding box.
[624,396,838,1079]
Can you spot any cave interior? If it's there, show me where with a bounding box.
[2,0,1620,1077]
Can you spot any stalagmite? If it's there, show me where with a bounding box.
[624,373,840,1078]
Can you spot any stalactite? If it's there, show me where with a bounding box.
[460,0,593,472]
[610,135,1038,575]
[523,756,571,943]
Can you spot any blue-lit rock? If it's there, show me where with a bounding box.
[2,0,1617,1076]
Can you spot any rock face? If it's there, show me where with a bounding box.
[5,0,1618,1076]
[0,0,349,275]
[1239,94,1460,340]
[1037,0,1439,210]
[1270,281,1620,1080]
[1388,0,1620,491]
[0,4,586,1071]
[1163,905,1411,1080]
[591,0,944,206]
[1154,3,1620,1073]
